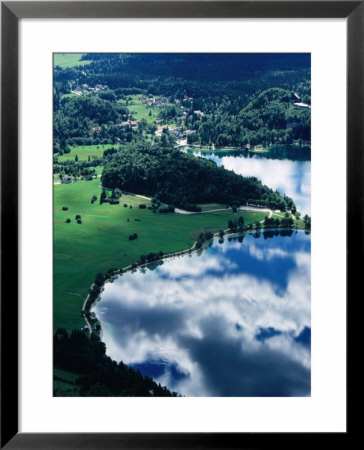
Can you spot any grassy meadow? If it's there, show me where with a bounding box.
[54,53,91,68]
[57,144,117,162]
[54,178,267,331]
[117,94,175,125]
[128,103,161,124]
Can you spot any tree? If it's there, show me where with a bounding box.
[303,214,311,229]
[94,272,105,286]
[114,188,122,199]
[100,189,107,204]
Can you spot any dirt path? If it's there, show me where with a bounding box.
[81,285,95,335]
[238,206,273,218]
[174,205,273,217]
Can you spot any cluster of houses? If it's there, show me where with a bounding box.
[168,127,196,140]
[71,83,109,96]
[140,96,169,108]
[91,120,139,133]
[140,94,198,111]
[116,120,138,129]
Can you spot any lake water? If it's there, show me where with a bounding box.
[94,230,311,397]
[186,149,311,215]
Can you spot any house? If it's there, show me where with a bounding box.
[169,128,180,137]
[92,126,101,132]
[293,102,310,109]
[95,84,108,91]
[169,128,186,139]
[185,129,196,136]
[290,92,301,102]
[194,110,204,117]
[117,122,130,128]
[61,175,73,184]
[129,120,138,127]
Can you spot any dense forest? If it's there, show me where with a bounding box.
[54,329,178,396]
[101,143,295,211]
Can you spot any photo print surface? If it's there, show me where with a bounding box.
[53,53,311,397]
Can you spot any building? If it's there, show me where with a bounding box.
[117,122,130,128]
[293,102,310,110]
[290,92,301,102]
[194,110,204,117]
[61,175,73,184]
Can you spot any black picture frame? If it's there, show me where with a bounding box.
[1,1,360,448]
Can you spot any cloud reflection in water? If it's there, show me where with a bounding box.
[94,232,311,396]
[191,151,311,215]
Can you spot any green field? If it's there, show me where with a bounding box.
[128,103,161,124]
[54,179,267,331]
[118,95,175,124]
[54,53,91,68]
[57,144,117,162]
[60,93,78,100]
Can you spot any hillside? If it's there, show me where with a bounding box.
[238,88,311,143]
[101,144,295,211]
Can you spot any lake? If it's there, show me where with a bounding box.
[94,230,311,397]
[185,149,311,215]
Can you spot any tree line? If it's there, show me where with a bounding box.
[54,328,178,396]
[101,142,296,212]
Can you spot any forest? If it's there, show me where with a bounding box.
[54,328,178,396]
[101,143,295,211]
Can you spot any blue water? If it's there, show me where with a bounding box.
[94,231,311,397]
[186,150,311,215]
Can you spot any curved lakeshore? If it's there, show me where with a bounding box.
[90,229,311,397]
[82,218,310,335]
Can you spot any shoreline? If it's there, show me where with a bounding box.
[82,225,310,335]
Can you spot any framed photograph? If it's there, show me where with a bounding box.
[1,1,359,448]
